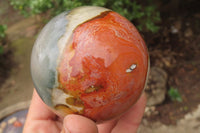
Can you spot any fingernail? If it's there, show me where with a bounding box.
[61,129,70,133]
[64,127,70,133]
[61,127,70,133]
[60,129,64,133]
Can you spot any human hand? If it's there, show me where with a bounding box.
[23,89,146,133]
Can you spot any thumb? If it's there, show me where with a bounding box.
[61,114,98,133]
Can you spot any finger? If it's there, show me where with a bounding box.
[26,89,57,120]
[23,120,61,133]
[97,119,118,133]
[62,114,98,133]
[24,89,62,133]
[111,93,147,133]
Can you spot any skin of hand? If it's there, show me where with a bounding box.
[23,89,146,133]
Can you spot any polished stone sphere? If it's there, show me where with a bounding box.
[31,6,149,122]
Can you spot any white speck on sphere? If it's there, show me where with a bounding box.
[126,64,137,73]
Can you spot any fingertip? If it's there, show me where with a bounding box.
[111,92,147,133]
[126,92,147,117]
[139,92,147,106]
[63,114,98,133]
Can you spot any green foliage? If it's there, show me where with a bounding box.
[10,0,53,17]
[52,0,83,15]
[110,1,160,32]
[0,25,7,39]
[0,46,4,54]
[9,0,29,17]
[0,24,7,55]
[9,0,161,33]
[168,87,182,102]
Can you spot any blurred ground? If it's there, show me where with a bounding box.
[139,104,200,133]
[143,1,200,125]
[0,0,200,133]
[0,21,37,110]
[0,1,40,110]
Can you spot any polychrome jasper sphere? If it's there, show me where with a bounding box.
[31,6,149,122]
